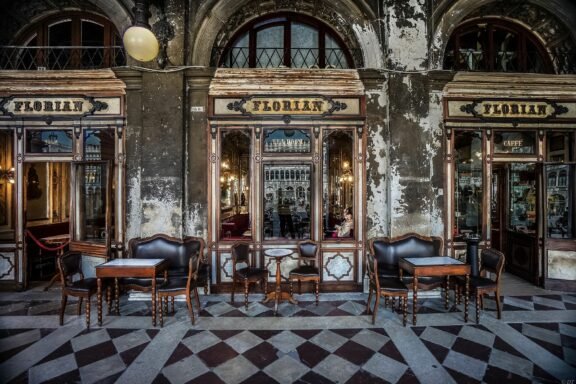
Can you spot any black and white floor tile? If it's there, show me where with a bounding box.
[0,287,575,383]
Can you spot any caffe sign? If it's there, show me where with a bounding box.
[0,96,108,118]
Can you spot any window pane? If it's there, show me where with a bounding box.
[509,163,536,233]
[326,35,348,69]
[263,128,311,153]
[547,132,573,162]
[256,25,283,67]
[48,20,72,69]
[75,163,107,242]
[25,162,70,224]
[264,164,311,240]
[220,131,251,240]
[291,23,318,68]
[494,131,536,154]
[494,29,518,72]
[84,129,115,161]
[224,33,249,68]
[458,29,486,70]
[0,131,15,241]
[454,131,483,240]
[546,164,573,239]
[81,20,105,67]
[26,130,73,153]
[323,131,354,240]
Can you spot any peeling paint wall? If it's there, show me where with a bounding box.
[385,0,428,70]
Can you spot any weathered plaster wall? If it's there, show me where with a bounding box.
[385,0,428,70]
[360,70,390,239]
[387,73,443,237]
[125,71,186,238]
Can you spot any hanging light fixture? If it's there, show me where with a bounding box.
[123,0,159,62]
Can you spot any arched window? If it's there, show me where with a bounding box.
[559,170,567,186]
[548,172,557,187]
[444,18,553,73]
[4,12,124,70]
[218,13,353,69]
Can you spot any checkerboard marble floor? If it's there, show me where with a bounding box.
[0,286,575,383]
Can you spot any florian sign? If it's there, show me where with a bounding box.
[228,96,346,116]
[0,96,109,118]
[213,95,361,121]
[459,100,568,120]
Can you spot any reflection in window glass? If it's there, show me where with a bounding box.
[25,162,70,224]
[323,131,354,240]
[256,26,283,68]
[546,165,572,239]
[263,128,311,153]
[263,164,311,241]
[76,162,107,243]
[292,23,318,68]
[509,163,536,232]
[494,131,535,154]
[547,132,573,162]
[26,130,73,153]
[84,129,115,161]
[0,131,15,241]
[220,131,251,240]
[454,131,483,239]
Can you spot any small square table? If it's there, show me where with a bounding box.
[96,258,169,326]
[399,256,470,325]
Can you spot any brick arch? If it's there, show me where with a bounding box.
[431,0,576,73]
[191,0,381,68]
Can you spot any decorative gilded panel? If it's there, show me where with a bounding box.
[0,251,15,280]
[322,251,354,282]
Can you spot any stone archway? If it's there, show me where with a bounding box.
[430,0,576,73]
[190,0,383,69]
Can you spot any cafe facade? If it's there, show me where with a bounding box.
[0,0,574,292]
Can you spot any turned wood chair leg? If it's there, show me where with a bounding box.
[244,280,249,309]
[85,298,91,329]
[475,291,480,324]
[231,279,236,304]
[403,296,407,327]
[171,296,175,314]
[315,280,319,306]
[194,287,201,312]
[77,298,83,316]
[159,296,164,327]
[290,280,294,298]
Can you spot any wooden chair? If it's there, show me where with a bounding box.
[231,242,268,309]
[289,240,320,305]
[157,238,204,326]
[366,251,408,326]
[58,252,110,328]
[456,248,505,323]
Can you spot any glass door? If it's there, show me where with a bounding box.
[72,161,112,256]
[506,163,539,284]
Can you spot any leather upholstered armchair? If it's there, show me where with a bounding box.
[123,234,205,294]
[368,233,445,291]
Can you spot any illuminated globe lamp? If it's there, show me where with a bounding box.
[123,0,159,62]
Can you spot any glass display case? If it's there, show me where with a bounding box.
[508,163,536,233]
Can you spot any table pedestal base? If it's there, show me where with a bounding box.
[263,290,298,314]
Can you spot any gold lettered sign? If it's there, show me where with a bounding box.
[459,100,568,120]
[225,96,349,117]
[0,96,108,117]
